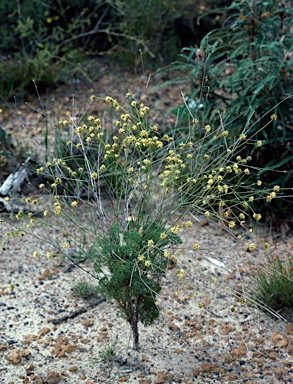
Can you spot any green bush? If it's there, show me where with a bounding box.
[0,0,234,97]
[107,0,232,70]
[72,280,100,299]
[157,0,293,218]
[253,252,293,317]
[89,221,181,350]
[0,0,115,98]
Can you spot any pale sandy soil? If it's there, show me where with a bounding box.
[1,210,293,384]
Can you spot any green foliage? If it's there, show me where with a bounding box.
[157,0,293,218]
[98,340,118,363]
[89,221,181,330]
[71,280,100,300]
[0,0,113,98]
[254,254,293,314]
[0,0,233,96]
[94,0,223,69]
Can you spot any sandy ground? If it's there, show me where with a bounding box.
[1,211,293,384]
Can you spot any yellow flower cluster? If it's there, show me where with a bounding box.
[54,201,61,215]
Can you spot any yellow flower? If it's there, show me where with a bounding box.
[247,243,255,251]
[273,185,280,192]
[43,210,50,217]
[138,254,145,262]
[54,204,61,215]
[170,225,180,234]
[145,260,151,267]
[253,213,262,221]
[36,167,44,174]
[3,197,9,202]
[264,243,270,249]
[228,221,236,229]
[160,233,167,239]
[33,251,39,257]
[270,114,277,121]
[185,221,193,228]
[71,201,78,207]
[62,242,69,249]
[164,251,170,258]
[257,140,262,147]
[257,180,262,186]
[91,172,98,179]
[178,269,185,279]
[193,243,200,250]
[46,253,52,259]
[147,240,154,247]
[204,211,210,217]
[9,284,15,291]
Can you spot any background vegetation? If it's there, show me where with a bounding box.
[156,0,293,220]
[0,0,230,97]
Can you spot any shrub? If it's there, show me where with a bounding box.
[156,0,293,219]
[1,92,282,350]
[253,245,293,319]
[71,280,100,300]
[0,0,117,98]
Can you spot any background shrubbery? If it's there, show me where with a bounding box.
[0,0,229,98]
[157,0,293,220]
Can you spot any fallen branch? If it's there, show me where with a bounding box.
[51,297,106,325]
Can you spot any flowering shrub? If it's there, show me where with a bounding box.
[0,92,284,349]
